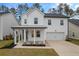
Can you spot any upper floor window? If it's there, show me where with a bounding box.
[24,19,27,24]
[34,18,38,24]
[48,19,51,25]
[60,20,64,25]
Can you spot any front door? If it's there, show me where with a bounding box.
[26,31,28,41]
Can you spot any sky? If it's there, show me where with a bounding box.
[0,3,79,12]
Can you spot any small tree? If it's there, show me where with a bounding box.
[17,3,29,15]
[69,9,74,16]
[64,4,70,16]
[10,8,16,14]
[57,3,64,14]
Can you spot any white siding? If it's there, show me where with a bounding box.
[21,14,28,25]
[44,18,68,36]
[0,16,3,40]
[21,10,44,26]
[69,22,79,39]
[0,16,1,39]
[21,9,68,40]
[1,13,18,39]
[0,18,1,39]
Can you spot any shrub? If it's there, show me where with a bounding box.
[3,34,13,40]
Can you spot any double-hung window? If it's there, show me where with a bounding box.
[48,19,51,25]
[24,19,27,24]
[34,18,38,24]
[60,20,64,25]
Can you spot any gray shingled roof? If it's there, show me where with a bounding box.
[11,25,47,29]
[69,19,79,26]
[44,13,69,18]
[0,11,9,14]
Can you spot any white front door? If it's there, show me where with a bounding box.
[26,31,28,41]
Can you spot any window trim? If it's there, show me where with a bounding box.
[48,19,51,25]
[60,20,64,25]
[36,30,40,37]
[34,18,38,24]
[24,19,27,24]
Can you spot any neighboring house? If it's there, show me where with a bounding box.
[11,8,69,45]
[70,13,79,20]
[0,11,18,40]
[69,13,79,39]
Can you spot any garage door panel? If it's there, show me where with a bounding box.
[47,32,64,40]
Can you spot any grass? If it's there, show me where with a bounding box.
[67,39,79,46]
[0,48,58,56]
[0,40,58,56]
[0,40,14,48]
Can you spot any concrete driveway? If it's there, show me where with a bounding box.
[47,40,79,56]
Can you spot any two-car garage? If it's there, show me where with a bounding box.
[46,32,65,40]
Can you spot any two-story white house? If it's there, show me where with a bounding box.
[11,8,69,45]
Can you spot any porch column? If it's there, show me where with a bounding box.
[24,29,26,42]
[44,30,46,44]
[14,29,17,44]
[34,29,36,44]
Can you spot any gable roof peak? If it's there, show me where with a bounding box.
[21,7,44,17]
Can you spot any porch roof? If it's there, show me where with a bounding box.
[11,25,47,29]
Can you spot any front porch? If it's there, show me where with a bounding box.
[14,41,46,48]
[11,25,47,46]
[23,41,45,46]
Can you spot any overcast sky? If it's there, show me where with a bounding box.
[0,3,79,12]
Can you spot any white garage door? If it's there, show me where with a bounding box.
[47,32,64,40]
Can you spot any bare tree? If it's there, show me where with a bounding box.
[32,3,41,9]
[17,3,29,14]
[57,3,64,14]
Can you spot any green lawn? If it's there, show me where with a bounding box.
[0,40,58,56]
[0,48,58,56]
[0,40,14,48]
[67,39,79,46]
